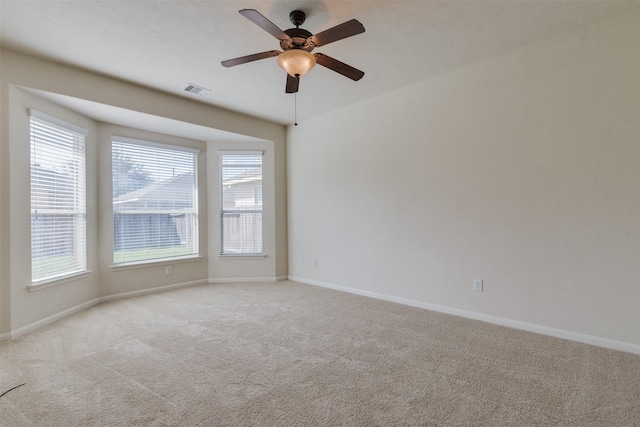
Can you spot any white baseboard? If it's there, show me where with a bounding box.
[208,276,285,283]
[7,274,637,355]
[8,298,101,340]
[1,277,287,341]
[1,279,210,341]
[289,276,640,355]
[0,331,14,341]
[99,279,209,303]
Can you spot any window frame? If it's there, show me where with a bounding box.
[111,136,200,266]
[29,109,89,286]
[219,150,264,257]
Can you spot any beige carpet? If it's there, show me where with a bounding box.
[1,281,639,426]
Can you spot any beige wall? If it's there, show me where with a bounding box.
[288,12,640,346]
[0,56,9,334]
[0,49,288,335]
[7,87,100,332]
[96,124,208,297]
[207,140,281,281]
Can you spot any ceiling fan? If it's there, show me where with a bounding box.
[221,9,365,94]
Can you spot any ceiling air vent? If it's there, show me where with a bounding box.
[184,84,211,96]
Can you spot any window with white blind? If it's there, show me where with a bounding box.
[220,151,263,255]
[112,138,199,264]
[30,110,87,283]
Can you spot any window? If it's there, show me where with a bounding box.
[220,151,263,255]
[112,138,199,264]
[30,110,87,283]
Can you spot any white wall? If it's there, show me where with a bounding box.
[288,12,640,346]
[0,49,288,335]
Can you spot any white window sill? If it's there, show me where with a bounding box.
[28,270,92,292]
[111,256,202,271]
[218,254,267,260]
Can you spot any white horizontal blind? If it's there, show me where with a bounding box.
[30,115,87,282]
[112,139,199,264]
[220,152,263,254]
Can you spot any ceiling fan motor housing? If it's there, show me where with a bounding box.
[281,27,314,51]
[280,10,314,51]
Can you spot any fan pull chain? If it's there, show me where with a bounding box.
[294,92,298,126]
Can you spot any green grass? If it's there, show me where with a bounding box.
[32,254,79,281]
[113,245,193,264]
[33,245,194,279]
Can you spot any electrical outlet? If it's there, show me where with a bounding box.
[473,279,483,292]
[165,266,173,275]
[312,258,317,267]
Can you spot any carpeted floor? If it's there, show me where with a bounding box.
[1,281,639,426]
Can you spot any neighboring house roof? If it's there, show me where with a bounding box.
[113,173,195,210]
[223,168,261,186]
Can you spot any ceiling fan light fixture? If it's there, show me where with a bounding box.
[277,49,316,77]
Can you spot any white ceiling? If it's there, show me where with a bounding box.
[1,1,637,126]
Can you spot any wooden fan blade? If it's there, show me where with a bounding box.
[239,9,291,41]
[314,53,364,81]
[286,73,299,93]
[221,50,280,67]
[309,19,365,47]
